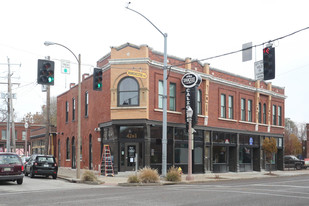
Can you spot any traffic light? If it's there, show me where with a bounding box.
[263,46,275,80]
[37,59,55,85]
[93,68,103,91]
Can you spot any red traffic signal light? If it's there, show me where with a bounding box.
[263,46,275,80]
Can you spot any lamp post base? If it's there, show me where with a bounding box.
[186,175,194,181]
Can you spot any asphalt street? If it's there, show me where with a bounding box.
[1,175,309,206]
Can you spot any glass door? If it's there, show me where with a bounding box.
[124,143,139,171]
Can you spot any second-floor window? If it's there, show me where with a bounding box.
[241,98,246,121]
[228,95,233,119]
[1,130,6,140]
[258,103,262,123]
[197,89,202,115]
[118,77,139,106]
[158,80,163,109]
[248,100,252,122]
[65,101,69,123]
[85,92,89,117]
[278,106,282,126]
[169,83,176,111]
[263,103,267,124]
[22,131,26,140]
[273,105,277,125]
[72,98,76,121]
[220,94,226,118]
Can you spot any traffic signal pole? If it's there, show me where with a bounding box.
[44,56,51,155]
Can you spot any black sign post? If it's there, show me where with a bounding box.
[181,72,201,128]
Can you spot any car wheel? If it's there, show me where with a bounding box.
[296,164,302,170]
[17,179,23,185]
[25,171,28,176]
[53,174,57,179]
[30,169,35,178]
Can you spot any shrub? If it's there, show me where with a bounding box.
[81,170,98,182]
[138,167,160,183]
[166,166,181,182]
[127,175,140,183]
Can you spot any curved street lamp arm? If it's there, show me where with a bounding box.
[126,7,167,38]
[52,43,80,64]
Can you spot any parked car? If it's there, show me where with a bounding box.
[25,154,58,179]
[304,158,309,168]
[284,155,305,170]
[0,152,24,184]
[20,156,30,174]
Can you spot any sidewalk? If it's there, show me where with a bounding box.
[57,167,309,186]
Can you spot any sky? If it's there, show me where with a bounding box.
[0,0,308,124]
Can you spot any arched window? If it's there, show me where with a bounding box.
[118,77,139,106]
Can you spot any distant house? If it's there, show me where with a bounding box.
[0,122,42,155]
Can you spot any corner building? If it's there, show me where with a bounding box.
[56,43,285,173]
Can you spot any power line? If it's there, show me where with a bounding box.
[171,26,309,68]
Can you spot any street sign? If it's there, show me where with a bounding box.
[254,60,264,80]
[242,42,252,62]
[61,59,70,74]
[1,93,17,99]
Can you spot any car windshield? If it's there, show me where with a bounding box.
[37,156,54,163]
[0,155,21,164]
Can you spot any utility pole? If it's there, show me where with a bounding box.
[6,58,12,152]
[1,60,20,153]
[44,56,51,155]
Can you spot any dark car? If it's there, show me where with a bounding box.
[0,152,24,184]
[284,155,305,170]
[25,154,58,179]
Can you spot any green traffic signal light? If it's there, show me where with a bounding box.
[37,59,55,85]
[93,68,103,91]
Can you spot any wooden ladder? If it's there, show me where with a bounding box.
[101,145,114,177]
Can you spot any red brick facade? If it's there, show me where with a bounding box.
[56,43,285,173]
[0,122,42,156]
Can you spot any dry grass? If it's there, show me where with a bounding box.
[81,170,98,182]
[127,175,140,183]
[138,167,160,183]
[166,166,182,182]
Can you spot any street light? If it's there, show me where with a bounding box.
[126,4,168,177]
[44,41,82,179]
[186,106,194,181]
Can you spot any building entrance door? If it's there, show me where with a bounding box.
[124,143,139,171]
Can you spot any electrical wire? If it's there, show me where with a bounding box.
[170,26,309,68]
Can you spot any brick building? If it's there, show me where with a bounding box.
[29,126,57,157]
[56,43,285,173]
[0,122,42,156]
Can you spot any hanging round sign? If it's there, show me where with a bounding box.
[181,72,201,88]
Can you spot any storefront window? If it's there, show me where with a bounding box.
[213,132,236,144]
[239,146,252,163]
[239,134,259,146]
[175,128,186,140]
[213,146,226,163]
[175,142,188,164]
